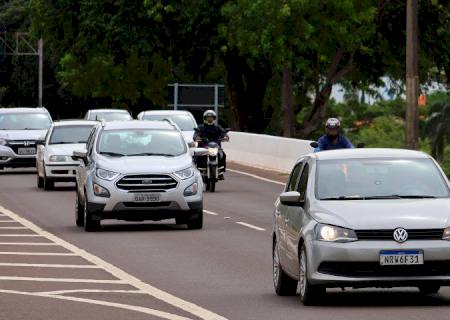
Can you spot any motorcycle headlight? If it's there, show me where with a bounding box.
[96,168,120,181]
[208,147,219,156]
[0,138,7,146]
[49,155,71,162]
[174,167,194,180]
[443,228,450,240]
[315,224,358,243]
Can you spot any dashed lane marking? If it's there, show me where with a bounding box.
[38,289,145,295]
[0,276,127,284]
[0,242,57,246]
[235,222,266,231]
[0,205,227,320]
[228,168,285,186]
[0,226,28,229]
[0,262,101,268]
[204,210,219,216]
[0,252,76,256]
[0,234,42,237]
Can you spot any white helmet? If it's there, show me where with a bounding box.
[203,110,217,124]
[325,118,341,129]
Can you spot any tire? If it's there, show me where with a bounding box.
[75,189,84,227]
[210,179,216,192]
[273,238,297,296]
[187,209,203,230]
[205,179,211,191]
[298,244,325,305]
[43,174,54,190]
[37,174,44,188]
[419,285,440,294]
[83,196,101,232]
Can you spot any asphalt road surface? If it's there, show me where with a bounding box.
[0,166,450,320]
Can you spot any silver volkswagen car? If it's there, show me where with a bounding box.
[273,149,450,305]
[73,120,206,231]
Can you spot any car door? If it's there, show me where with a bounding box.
[77,127,96,201]
[276,161,304,268]
[37,127,51,177]
[284,160,310,275]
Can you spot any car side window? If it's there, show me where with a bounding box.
[297,163,310,200]
[86,128,97,157]
[286,162,303,191]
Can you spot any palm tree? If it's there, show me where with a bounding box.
[425,97,450,162]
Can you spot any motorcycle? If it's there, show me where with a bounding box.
[194,135,228,193]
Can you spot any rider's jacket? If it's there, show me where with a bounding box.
[195,124,227,147]
[316,134,354,151]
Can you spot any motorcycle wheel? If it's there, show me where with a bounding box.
[210,179,216,192]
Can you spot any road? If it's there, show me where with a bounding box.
[0,166,450,320]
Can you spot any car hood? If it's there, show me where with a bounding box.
[97,154,193,175]
[45,144,86,156]
[0,130,48,141]
[312,199,450,229]
[181,131,194,143]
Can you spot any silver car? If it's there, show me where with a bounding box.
[36,120,97,190]
[273,148,450,305]
[136,110,198,146]
[0,107,52,170]
[84,109,132,122]
[73,120,206,231]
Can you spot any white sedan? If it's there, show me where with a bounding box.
[36,120,97,190]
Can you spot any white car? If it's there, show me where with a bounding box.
[36,120,97,190]
[137,110,198,145]
[84,109,132,122]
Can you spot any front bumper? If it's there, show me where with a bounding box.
[0,146,36,168]
[45,163,79,181]
[307,239,450,287]
[86,173,203,221]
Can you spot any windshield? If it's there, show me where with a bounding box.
[0,113,52,130]
[316,158,450,199]
[49,125,94,145]
[142,114,197,131]
[97,129,187,157]
[88,112,132,122]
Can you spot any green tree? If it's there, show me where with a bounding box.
[358,115,406,148]
[425,96,450,161]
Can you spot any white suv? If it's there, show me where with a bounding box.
[73,120,207,231]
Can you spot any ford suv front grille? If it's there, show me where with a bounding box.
[355,229,444,240]
[116,174,178,192]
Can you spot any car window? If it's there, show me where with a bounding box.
[0,113,51,130]
[297,163,309,199]
[49,125,95,145]
[88,112,132,121]
[286,162,303,191]
[142,114,197,131]
[86,127,97,157]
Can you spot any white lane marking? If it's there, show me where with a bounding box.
[0,234,42,237]
[204,210,218,216]
[0,220,17,223]
[0,252,76,256]
[0,276,126,284]
[235,222,266,231]
[0,227,28,229]
[0,290,192,320]
[228,168,285,186]
[0,242,57,246]
[0,205,227,320]
[38,289,145,295]
[0,263,100,269]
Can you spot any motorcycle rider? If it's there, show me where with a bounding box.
[316,118,353,151]
[194,110,229,179]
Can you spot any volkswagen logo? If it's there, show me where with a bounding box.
[393,228,408,243]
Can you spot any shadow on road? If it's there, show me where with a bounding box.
[97,222,189,233]
[0,170,36,175]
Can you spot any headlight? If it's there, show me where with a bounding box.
[315,224,358,243]
[96,168,120,181]
[184,181,198,196]
[0,138,7,146]
[93,183,110,197]
[49,155,71,162]
[174,167,194,180]
[208,147,218,156]
[443,228,450,240]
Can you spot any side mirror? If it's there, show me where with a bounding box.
[280,191,305,206]
[193,148,208,157]
[188,141,197,148]
[36,140,46,146]
[194,127,200,133]
[72,150,88,163]
[310,141,319,148]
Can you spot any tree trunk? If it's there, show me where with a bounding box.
[281,67,294,137]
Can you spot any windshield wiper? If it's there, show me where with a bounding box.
[100,151,125,157]
[394,195,436,199]
[50,141,77,145]
[320,196,365,200]
[128,153,175,157]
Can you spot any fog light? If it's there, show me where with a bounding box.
[184,182,198,196]
[93,183,110,197]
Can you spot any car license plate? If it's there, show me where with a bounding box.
[380,250,424,266]
[134,193,160,203]
[17,147,36,155]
